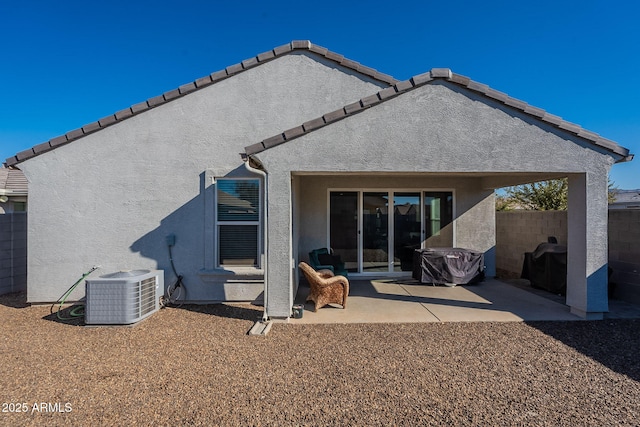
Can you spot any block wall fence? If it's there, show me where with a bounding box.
[0,213,27,295]
[496,210,640,303]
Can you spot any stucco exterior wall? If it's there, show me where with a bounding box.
[260,83,613,174]
[257,81,616,318]
[18,52,388,303]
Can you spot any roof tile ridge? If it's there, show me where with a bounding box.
[6,40,397,166]
[247,68,467,154]
[246,76,420,155]
[427,69,630,158]
[246,68,630,159]
[247,69,458,154]
[303,41,398,84]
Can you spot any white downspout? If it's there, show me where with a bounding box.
[244,156,269,322]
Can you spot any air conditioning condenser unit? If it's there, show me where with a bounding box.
[85,270,164,325]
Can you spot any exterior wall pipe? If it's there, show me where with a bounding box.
[244,156,269,321]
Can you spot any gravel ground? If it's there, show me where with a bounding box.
[1,292,639,426]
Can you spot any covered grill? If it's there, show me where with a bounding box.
[521,242,567,295]
[413,248,485,285]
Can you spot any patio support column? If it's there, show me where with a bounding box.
[264,170,294,319]
[566,171,609,319]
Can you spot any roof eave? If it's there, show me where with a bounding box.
[245,68,633,162]
[619,154,634,163]
[0,189,28,197]
[5,40,398,167]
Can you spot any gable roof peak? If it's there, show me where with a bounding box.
[246,67,632,162]
[5,41,397,167]
[430,68,453,79]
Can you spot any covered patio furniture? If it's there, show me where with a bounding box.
[308,248,349,277]
[413,248,485,285]
[521,241,567,295]
[298,262,349,312]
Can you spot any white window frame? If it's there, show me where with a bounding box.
[215,177,262,269]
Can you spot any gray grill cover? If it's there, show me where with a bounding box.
[413,248,484,285]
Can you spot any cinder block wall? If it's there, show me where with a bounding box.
[495,210,567,279]
[608,210,640,303]
[0,213,27,295]
[496,209,640,304]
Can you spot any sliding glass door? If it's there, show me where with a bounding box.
[393,192,421,272]
[329,192,358,272]
[424,192,454,248]
[362,192,389,272]
[329,190,453,274]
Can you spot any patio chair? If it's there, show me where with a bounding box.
[308,248,349,277]
[298,262,349,312]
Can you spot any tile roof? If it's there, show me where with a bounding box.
[5,41,397,167]
[245,68,633,162]
[0,167,28,195]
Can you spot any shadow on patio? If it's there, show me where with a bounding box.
[292,277,640,324]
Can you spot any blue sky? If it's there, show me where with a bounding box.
[1,0,638,188]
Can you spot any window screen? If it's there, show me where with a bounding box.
[216,179,260,267]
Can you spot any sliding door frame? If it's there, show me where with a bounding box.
[327,187,456,276]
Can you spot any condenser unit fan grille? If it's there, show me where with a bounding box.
[139,277,158,317]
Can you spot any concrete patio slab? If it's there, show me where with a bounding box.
[400,279,578,322]
[290,278,621,324]
[291,277,441,324]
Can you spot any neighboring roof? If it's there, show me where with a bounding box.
[0,166,28,196]
[245,68,633,163]
[610,189,640,208]
[5,40,397,167]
